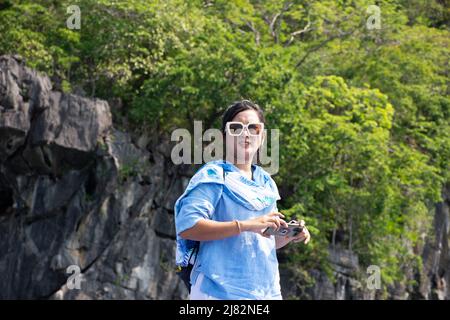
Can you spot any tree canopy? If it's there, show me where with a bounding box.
[1,0,448,297]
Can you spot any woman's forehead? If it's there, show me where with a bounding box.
[231,110,260,123]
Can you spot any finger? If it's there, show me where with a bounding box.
[303,231,311,244]
[299,220,305,227]
[303,228,310,237]
[270,212,285,218]
[280,219,289,228]
[272,215,288,228]
[268,217,282,230]
[274,219,281,230]
[263,221,275,230]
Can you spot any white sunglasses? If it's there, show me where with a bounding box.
[225,122,264,136]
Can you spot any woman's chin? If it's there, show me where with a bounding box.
[234,149,254,163]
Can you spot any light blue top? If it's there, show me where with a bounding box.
[174,160,282,299]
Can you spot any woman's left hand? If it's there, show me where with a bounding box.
[286,220,310,245]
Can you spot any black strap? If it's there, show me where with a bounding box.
[191,242,199,264]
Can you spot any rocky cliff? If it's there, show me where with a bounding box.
[0,55,448,299]
[0,55,191,299]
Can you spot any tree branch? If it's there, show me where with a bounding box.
[284,19,312,47]
[241,19,261,46]
[267,2,293,43]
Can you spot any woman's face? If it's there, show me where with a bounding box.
[225,110,265,164]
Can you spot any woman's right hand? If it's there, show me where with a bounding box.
[240,212,289,237]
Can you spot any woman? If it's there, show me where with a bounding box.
[174,100,311,300]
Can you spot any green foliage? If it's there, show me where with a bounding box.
[118,157,146,183]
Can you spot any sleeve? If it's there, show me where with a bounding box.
[175,182,223,236]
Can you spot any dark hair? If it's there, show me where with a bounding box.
[221,99,265,134]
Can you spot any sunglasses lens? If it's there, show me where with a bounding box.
[248,124,262,135]
[229,123,243,135]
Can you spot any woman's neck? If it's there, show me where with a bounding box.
[225,155,253,175]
